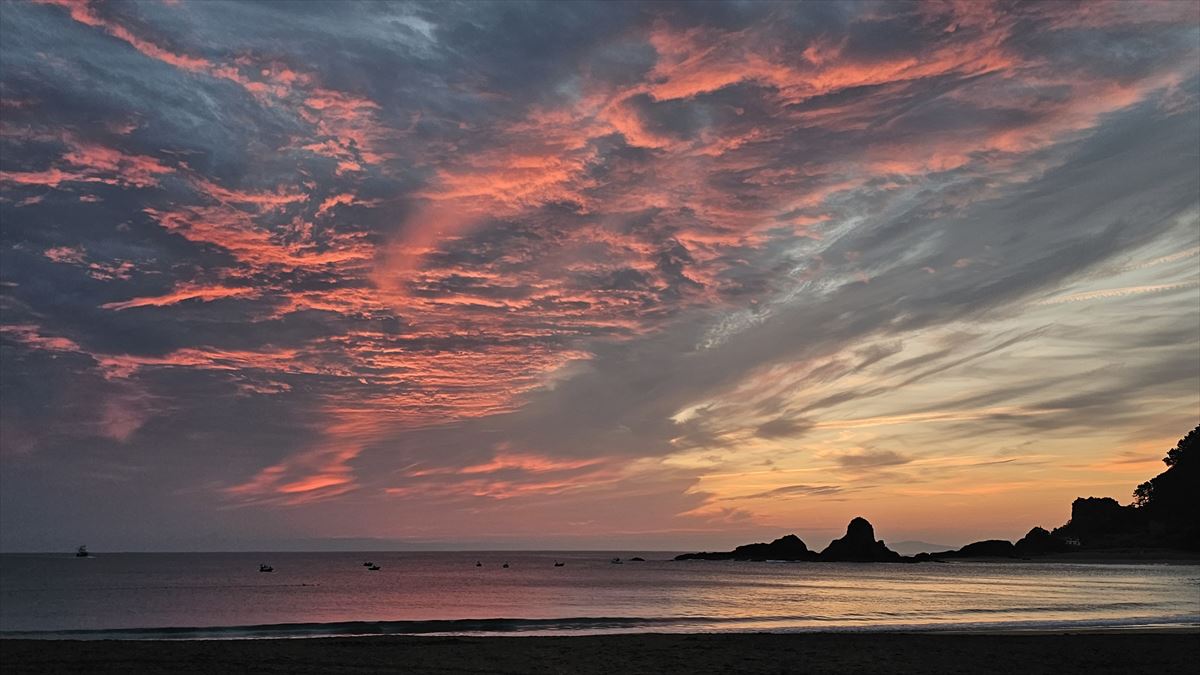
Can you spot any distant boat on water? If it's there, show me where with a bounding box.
[610,557,623,564]
[502,562,509,568]
[554,561,565,567]
[75,545,90,558]
[259,564,274,572]
[475,561,482,567]
[363,561,373,567]
[368,564,381,571]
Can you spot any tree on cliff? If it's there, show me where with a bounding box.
[1126,424,1199,550]
[1132,425,1197,508]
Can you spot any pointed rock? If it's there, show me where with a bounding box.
[819,517,902,562]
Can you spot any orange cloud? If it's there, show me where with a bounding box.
[1,135,172,189]
[0,324,83,353]
[44,246,87,264]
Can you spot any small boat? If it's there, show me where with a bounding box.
[502,562,509,568]
[553,561,565,567]
[367,564,381,571]
[259,564,274,573]
[363,561,373,567]
[610,557,623,564]
[475,561,482,567]
[75,545,90,558]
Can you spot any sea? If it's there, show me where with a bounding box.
[1,551,1197,639]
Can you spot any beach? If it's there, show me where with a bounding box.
[3,631,1198,674]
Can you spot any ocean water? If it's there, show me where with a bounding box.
[1,552,1197,639]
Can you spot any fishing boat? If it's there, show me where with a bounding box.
[368,564,381,571]
[259,564,274,572]
[75,545,90,558]
[554,561,565,567]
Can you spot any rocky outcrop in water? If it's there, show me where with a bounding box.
[676,519,913,562]
[818,517,904,562]
[913,539,1017,561]
[674,534,818,561]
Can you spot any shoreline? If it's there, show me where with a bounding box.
[5,616,1197,641]
[4,550,1197,562]
[3,631,1198,674]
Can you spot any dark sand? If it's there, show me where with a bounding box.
[3,632,1198,674]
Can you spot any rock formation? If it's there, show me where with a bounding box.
[675,534,818,561]
[818,517,904,562]
[1014,526,1072,556]
[913,539,1016,561]
[676,518,913,562]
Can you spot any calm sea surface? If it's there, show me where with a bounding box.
[1,552,1197,638]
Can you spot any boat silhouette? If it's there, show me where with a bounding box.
[75,545,89,558]
[554,561,565,567]
[259,564,274,572]
[368,564,381,571]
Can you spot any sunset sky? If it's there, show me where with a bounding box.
[1,0,1198,552]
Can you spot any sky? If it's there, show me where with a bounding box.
[1,0,1198,552]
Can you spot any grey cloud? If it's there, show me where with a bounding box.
[835,450,911,469]
[753,417,813,439]
[738,484,843,500]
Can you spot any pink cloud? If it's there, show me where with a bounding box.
[101,283,257,311]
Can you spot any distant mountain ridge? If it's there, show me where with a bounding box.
[675,425,1199,563]
[890,541,957,556]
